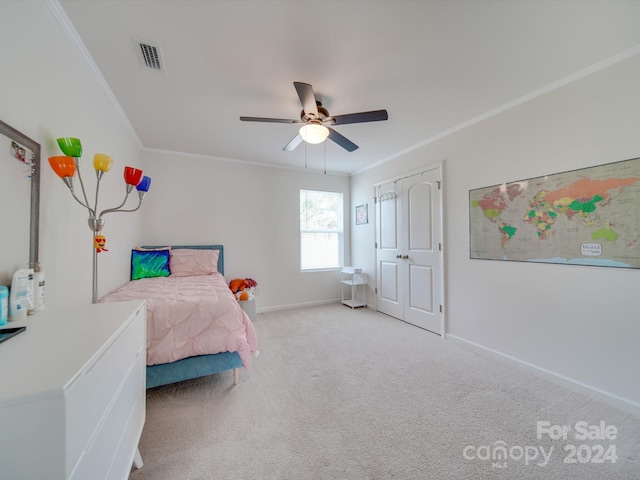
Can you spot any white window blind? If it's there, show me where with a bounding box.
[300,189,343,270]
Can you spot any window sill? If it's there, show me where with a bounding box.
[300,267,341,273]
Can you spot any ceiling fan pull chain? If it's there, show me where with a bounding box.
[324,141,327,175]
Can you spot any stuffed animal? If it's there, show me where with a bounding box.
[229,278,248,294]
[94,234,108,253]
[229,278,257,301]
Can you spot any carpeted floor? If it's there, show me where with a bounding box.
[129,304,640,480]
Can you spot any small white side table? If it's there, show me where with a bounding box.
[341,267,367,308]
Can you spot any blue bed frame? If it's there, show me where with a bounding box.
[142,245,243,388]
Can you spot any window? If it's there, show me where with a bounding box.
[300,189,343,270]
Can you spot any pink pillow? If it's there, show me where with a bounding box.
[170,249,219,277]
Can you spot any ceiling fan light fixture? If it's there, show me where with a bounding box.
[299,124,329,144]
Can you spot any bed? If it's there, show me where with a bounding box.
[100,245,258,388]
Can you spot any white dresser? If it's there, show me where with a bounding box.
[0,300,146,480]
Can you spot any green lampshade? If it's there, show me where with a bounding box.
[57,137,83,158]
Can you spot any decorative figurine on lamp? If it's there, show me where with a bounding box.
[94,235,108,253]
[48,137,151,303]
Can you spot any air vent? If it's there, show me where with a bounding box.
[133,38,165,72]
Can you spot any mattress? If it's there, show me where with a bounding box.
[100,273,258,367]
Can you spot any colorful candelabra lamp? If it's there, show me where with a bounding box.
[49,137,151,303]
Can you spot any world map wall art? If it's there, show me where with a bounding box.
[469,157,640,269]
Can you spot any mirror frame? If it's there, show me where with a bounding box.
[0,119,40,266]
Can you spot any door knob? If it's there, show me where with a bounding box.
[402,255,409,259]
[396,254,402,258]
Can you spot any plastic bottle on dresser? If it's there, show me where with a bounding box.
[0,286,8,325]
[9,267,33,321]
[33,263,45,311]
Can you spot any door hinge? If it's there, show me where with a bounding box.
[436,180,441,190]
[375,242,378,249]
[375,287,378,294]
[439,305,443,313]
[439,243,442,251]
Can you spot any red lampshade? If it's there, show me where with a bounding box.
[48,156,77,178]
[124,166,143,186]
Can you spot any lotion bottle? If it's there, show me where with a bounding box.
[9,268,29,322]
[33,263,45,311]
[26,266,35,315]
[0,285,8,325]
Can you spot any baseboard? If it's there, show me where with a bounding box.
[446,334,640,417]
[256,298,342,314]
[258,299,377,314]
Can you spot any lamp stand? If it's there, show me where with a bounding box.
[89,218,105,304]
[49,138,150,304]
[85,191,143,304]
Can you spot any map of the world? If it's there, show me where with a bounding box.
[469,157,640,269]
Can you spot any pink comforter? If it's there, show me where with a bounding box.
[100,273,258,367]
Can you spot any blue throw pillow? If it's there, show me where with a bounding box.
[131,249,171,280]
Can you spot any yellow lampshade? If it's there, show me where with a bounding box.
[93,153,114,172]
[299,124,329,144]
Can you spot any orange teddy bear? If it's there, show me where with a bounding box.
[229,278,257,301]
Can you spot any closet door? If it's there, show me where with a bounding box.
[376,167,443,335]
[402,171,442,333]
[376,180,403,320]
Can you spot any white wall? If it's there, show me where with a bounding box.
[351,54,640,412]
[140,150,351,311]
[0,2,143,306]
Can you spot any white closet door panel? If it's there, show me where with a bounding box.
[378,261,403,319]
[408,182,433,252]
[380,190,399,250]
[408,264,433,314]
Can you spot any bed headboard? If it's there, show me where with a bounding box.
[142,245,224,275]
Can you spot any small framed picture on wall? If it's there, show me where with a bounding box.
[356,204,368,225]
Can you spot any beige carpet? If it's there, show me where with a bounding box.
[129,304,640,480]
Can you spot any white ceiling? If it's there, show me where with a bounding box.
[58,0,640,175]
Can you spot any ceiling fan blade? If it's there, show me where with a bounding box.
[240,116,301,124]
[283,134,303,151]
[294,82,319,118]
[329,109,388,125]
[328,128,358,152]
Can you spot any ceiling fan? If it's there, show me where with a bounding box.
[240,82,388,152]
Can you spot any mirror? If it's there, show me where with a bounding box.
[0,120,40,286]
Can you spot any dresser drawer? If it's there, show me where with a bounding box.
[69,343,145,480]
[65,307,145,471]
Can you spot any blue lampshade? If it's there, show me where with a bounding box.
[136,176,151,192]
